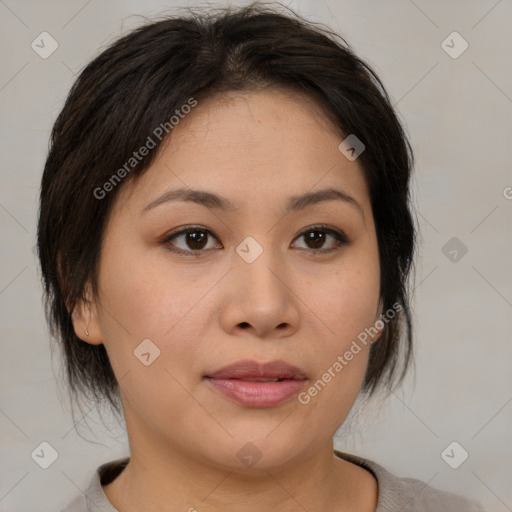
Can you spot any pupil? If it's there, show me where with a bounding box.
[306,230,324,249]
[187,231,206,250]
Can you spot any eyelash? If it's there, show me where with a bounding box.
[161,224,350,257]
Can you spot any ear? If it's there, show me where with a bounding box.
[70,282,103,345]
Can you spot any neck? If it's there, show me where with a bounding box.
[103,438,376,512]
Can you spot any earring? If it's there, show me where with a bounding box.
[85,327,89,336]
[371,333,383,344]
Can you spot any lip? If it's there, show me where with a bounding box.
[205,359,307,408]
[207,359,307,380]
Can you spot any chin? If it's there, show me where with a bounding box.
[199,434,306,474]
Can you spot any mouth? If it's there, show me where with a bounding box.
[230,377,295,382]
[205,359,307,380]
[204,359,308,407]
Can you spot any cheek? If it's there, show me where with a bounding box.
[94,246,206,417]
[95,237,215,388]
[298,277,377,432]
[97,240,199,339]
[297,247,379,416]
[305,252,380,352]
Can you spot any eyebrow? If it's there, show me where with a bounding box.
[141,186,364,219]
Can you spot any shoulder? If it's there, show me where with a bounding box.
[59,494,87,512]
[59,457,129,512]
[385,474,487,512]
[334,450,487,512]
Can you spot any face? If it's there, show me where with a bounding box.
[74,89,382,472]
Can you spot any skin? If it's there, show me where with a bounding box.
[73,88,383,512]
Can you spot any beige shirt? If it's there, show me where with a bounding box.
[60,450,487,511]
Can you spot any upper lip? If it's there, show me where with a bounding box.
[206,359,307,380]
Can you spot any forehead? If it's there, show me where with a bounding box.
[117,88,370,214]
[167,88,344,161]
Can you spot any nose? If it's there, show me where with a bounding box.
[219,244,301,340]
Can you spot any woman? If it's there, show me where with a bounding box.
[37,2,486,511]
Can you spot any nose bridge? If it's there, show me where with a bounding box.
[234,233,284,299]
[228,233,297,334]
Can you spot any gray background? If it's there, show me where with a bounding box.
[1,0,511,511]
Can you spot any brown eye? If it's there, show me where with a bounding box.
[303,230,326,249]
[292,225,349,253]
[163,227,221,256]
[183,230,208,250]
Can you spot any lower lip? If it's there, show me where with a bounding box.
[205,378,307,407]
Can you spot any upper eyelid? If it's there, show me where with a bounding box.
[164,226,220,242]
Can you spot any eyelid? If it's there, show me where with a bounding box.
[161,225,222,256]
[290,224,350,254]
[162,224,350,256]
[294,224,350,244]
